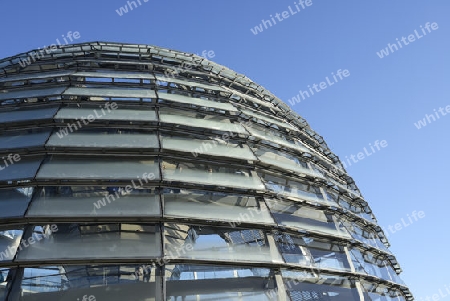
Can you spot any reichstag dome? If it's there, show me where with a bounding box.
[0,42,413,300]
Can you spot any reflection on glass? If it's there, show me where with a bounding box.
[162,160,265,190]
[166,265,276,301]
[20,264,156,301]
[0,156,44,182]
[17,224,161,261]
[0,268,14,301]
[361,282,406,301]
[327,192,374,222]
[281,270,360,301]
[0,228,24,261]
[0,129,51,150]
[36,157,160,181]
[274,232,351,271]
[27,187,160,217]
[0,188,34,218]
[165,223,282,264]
[253,146,315,176]
[351,249,404,285]
[262,173,327,204]
[164,189,274,225]
[341,221,390,253]
[266,198,349,237]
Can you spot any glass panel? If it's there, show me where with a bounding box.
[158,92,236,112]
[19,264,157,301]
[155,75,227,92]
[0,267,15,301]
[55,106,157,122]
[27,187,160,217]
[164,189,274,226]
[266,198,351,238]
[361,282,406,301]
[254,146,316,176]
[0,227,24,261]
[73,71,155,80]
[241,108,297,131]
[281,270,360,301]
[36,156,160,180]
[351,249,405,285]
[326,191,373,220]
[274,232,351,271]
[0,70,74,83]
[159,108,246,134]
[162,160,264,190]
[166,265,276,301]
[0,106,58,124]
[0,156,44,182]
[161,135,256,160]
[63,87,156,98]
[245,123,310,152]
[226,88,278,111]
[341,221,390,253]
[0,87,67,101]
[17,224,161,260]
[47,129,159,149]
[0,188,34,218]
[262,173,329,205]
[0,129,51,150]
[165,223,283,264]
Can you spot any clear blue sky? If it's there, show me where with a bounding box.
[1,0,449,298]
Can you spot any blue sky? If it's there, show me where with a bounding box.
[1,0,449,298]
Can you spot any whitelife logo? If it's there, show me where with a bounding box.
[115,0,149,16]
[18,31,81,68]
[56,102,118,139]
[382,210,425,238]
[340,140,388,169]
[0,154,21,171]
[376,22,439,58]
[414,104,450,129]
[250,0,313,35]
[288,69,350,106]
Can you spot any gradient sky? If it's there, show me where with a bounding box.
[1,0,449,298]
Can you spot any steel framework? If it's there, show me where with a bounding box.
[0,42,413,300]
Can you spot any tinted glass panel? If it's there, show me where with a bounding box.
[0,156,44,182]
[63,87,156,98]
[0,87,66,101]
[55,106,157,122]
[0,106,58,124]
[0,188,34,218]
[0,130,51,150]
[17,224,161,261]
[36,157,160,181]
[47,130,159,149]
[27,187,160,218]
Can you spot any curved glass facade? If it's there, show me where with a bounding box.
[0,42,413,300]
